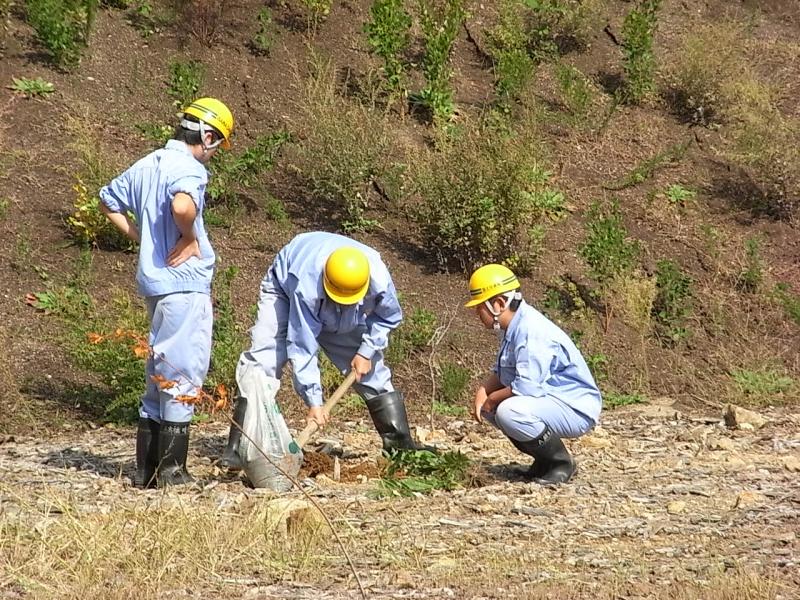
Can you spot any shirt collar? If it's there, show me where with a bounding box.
[504,300,527,341]
[165,139,194,156]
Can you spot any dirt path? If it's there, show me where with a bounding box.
[1,402,799,599]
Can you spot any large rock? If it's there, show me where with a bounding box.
[262,498,326,538]
[724,404,768,430]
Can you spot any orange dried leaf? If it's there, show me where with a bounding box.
[132,340,151,358]
[86,332,105,345]
[176,394,199,405]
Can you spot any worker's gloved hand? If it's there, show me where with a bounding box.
[307,406,329,429]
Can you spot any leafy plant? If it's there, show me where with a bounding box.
[25,0,98,67]
[134,122,174,146]
[364,0,412,95]
[579,200,640,284]
[485,0,534,106]
[376,449,470,497]
[773,283,800,326]
[604,141,690,191]
[438,361,470,405]
[301,0,332,31]
[652,259,692,344]
[731,368,794,404]
[167,59,205,108]
[67,180,133,249]
[8,76,55,98]
[620,0,661,104]
[295,57,391,232]
[251,7,274,55]
[737,235,763,293]
[555,63,594,124]
[386,307,437,365]
[261,192,291,227]
[586,352,608,382]
[603,391,646,409]
[664,183,695,206]
[207,132,290,205]
[416,0,465,127]
[414,119,557,272]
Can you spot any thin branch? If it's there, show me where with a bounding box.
[426,305,460,429]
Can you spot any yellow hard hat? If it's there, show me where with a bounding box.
[182,97,234,149]
[323,247,370,305]
[465,264,520,307]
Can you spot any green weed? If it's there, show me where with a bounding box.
[25,0,97,67]
[433,401,468,417]
[207,131,290,206]
[414,119,556,272]
[555,63,594,124]
[386,307,438,365]
[486,0,534,106]
[8,76,55,98]
[731,367,794,404]
[261,192,291,227]
[579,200,640,284]
[376,449,470,497]
[737,235,763,293]
[167,59,205,108]
[0,197,8,219]
[364,0,412,95]
[251,7,274,55]
[522,0,606,56]
[438,361,470,405]
[301,0,332,31]
[652,259,692,344]
[620,0,661,104]
[664,183,696,206]
[134,122,174,146]
[416,0,465,127]
[295,57,391,232]
[605,141,690,190]
[773,283,800,326]
[603,391,646,409]
[586,352,608,382]
[206,265,247,392]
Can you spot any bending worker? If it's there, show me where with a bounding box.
[220,231,427,468]
[467,264,602,484]
[99,98,235,488]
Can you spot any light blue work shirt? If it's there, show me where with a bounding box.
[99,140,215,297]
[495,300,602,423]
[268,231,402,407]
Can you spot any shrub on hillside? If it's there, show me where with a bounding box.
[295,58,393,232]
[364,0,412,96]
[25,0,97,67]
[579,200,640,284]
[485,0,535,105]
[620,0,661,104]
[413,120,562,273]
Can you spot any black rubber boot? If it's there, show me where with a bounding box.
[512,426,576,485]
[509,437,547,480]
[157,420,195,487]
[365,391,435,453]
[134,418,160,489]
[219,396,247,471]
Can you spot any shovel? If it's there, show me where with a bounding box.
[245,370,357,491]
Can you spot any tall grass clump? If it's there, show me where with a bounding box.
[25,0,98,67]
[620,0,661,104]
[364,0,412,97]
[295,57,393,232]
[485,0,534,106]
[413,119,562,272]
[417,0,465,127]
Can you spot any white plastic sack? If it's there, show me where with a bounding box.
[235,361,302,491]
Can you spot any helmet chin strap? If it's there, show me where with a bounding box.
[484,291,522,331]
[180,118,223,151]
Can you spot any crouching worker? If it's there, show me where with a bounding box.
[466,264,602,484]
[99,98,235,488]
[220,231,429,469]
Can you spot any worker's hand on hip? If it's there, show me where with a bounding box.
[306,406,329,429]
[473,389,488,423]
[167,236,201,267]
[350,354,372,382]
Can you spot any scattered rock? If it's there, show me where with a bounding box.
[724,405,768,430]
[415,426,448,444]
[667,501,687,515]
[580,434,613,449]
[734,491,768,509]
[782,456,800,473]
[708,437,736,451]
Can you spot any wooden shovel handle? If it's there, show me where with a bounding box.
[295,370,358,449]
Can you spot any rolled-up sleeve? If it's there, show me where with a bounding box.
[99,171,131,214]
[286,295,325,407]
[167,173,206,210]
[510,340,558,398]
[359,284,403,359]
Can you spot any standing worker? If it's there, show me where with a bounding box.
[220,231,428,469]
[466,264,602,484]
[99,98,235,488]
